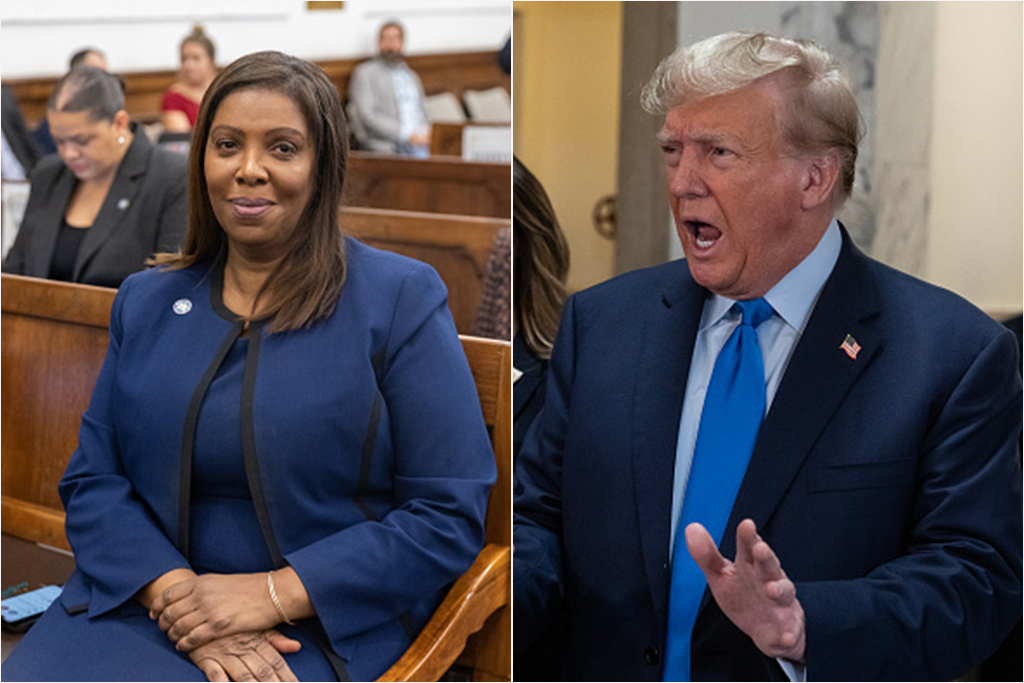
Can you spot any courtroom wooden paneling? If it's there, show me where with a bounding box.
[1,275,115,549]
[3,51,508,128]
[342,207,508,334]
[345,154,511,219]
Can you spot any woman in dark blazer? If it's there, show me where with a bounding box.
[511,157,570,683]
[3,52,494,682]
[512,158,570,463]
[2,66,186,288]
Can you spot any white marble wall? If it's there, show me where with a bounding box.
[780,2,880,253]
[870,2,934,277]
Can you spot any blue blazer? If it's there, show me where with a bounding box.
[514,228,1023,681]
[58,239,495,679]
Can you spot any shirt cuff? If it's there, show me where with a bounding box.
[778,658,807,682]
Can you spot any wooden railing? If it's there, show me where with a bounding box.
[346,153,511,219]
[342,207,508,335]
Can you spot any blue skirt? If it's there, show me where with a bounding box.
[2,600,340,681]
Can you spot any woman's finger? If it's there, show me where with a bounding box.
[220,655,258,682]
[167,610,209,644]
[194,657,230,683]
[238,650,282,682]
[152,579,195,614]
[176,622,227,652]
[158,596,200,633]
[253,636,298,682]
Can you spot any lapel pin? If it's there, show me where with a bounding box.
[840,334,862,360]
[172,298,193,315]
[117,198,130,211]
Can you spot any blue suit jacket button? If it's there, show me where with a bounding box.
[644,645,660,666]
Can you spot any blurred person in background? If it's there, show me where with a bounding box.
[3,66,186,287]
[161,24,218,134]
[348,20,431,156]
[511,157,569,465]
[2,85,42,179]
[34,47,111,157]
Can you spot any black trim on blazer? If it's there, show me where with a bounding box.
[178,322,244,556]
[240,318,285,566]
[213,269,351,681]
[353,346,387,523]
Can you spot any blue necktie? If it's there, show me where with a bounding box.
[663,297,774,681]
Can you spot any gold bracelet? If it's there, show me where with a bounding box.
[267,570,295,626]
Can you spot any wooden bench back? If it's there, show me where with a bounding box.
[3,51,509,129]
[1,275,115,549]
[342,207,508,335]
[346,153,511,219]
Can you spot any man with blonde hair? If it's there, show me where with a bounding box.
[514,32,1021,681]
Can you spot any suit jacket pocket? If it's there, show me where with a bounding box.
[807,458,915,492]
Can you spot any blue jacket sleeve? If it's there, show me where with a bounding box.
[59,276,192,617]
[285,262,496,650]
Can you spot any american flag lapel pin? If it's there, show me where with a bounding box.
[840,334,862,360]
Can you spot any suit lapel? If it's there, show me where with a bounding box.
[720,232,882,559]
[74,134,150,280]
[631,264,706,628]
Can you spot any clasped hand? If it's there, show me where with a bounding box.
[686,518,806,663]
[150,573,280,652]
[188,629,300,682]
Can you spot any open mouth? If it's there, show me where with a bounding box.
[684,220,722,251]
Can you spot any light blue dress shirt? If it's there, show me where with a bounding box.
[668,219,841,681]
[670,219,843,549]
[389,64,429,156]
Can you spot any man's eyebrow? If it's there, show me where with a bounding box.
[656,130,737,147]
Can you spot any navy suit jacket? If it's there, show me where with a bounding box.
[57,240,495,680]
[514,228,1023,681]
[2,130,186,287]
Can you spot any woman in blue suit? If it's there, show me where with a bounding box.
[4,51,495,682]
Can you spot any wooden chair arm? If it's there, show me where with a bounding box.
[377,543,511,682]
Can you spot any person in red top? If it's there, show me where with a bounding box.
[161,24,217,133]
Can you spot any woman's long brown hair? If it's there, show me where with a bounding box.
[150,51,349,333]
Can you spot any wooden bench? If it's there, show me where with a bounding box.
[346,153,511,219]
[0,273,511,681]
[342,207,508,335]
[2,51,509,129]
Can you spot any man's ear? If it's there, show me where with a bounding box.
[800,152,841,210]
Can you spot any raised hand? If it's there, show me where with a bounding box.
[686,518,805,662]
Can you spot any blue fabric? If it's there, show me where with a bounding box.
[512,225,1022,681]
[670,221,842,554]
[664,299,773,681]
[5,239,495,681]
